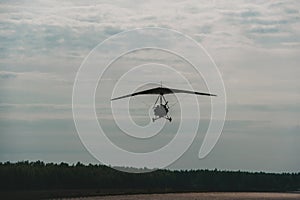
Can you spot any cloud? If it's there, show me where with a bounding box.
[229,103,300,113]
[0,70,71,81]
[0,71,17,79]
[0,0,299,60]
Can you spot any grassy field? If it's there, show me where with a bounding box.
[69,192,300,200]
[2,191,300,200]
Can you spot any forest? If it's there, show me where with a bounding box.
[0,161,299,198]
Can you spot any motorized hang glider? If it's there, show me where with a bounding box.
[111,85,216,122]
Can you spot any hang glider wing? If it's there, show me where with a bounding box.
[111,87,216,101]
[167,88,217,97]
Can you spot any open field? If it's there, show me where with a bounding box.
[69,192,300,200]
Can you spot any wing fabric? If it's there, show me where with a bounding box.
[111,87,165,101]
[111,87,216,101]
[169,88,217,96]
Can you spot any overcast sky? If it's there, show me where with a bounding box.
[0,0,299,172]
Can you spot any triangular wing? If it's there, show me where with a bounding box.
[111,87,216,101]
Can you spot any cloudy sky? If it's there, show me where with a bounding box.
[0,0,300,172]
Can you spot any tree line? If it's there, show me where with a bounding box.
[1,161,299,192]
